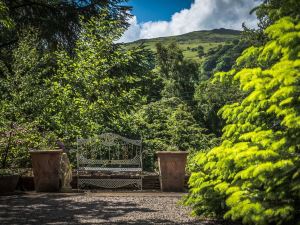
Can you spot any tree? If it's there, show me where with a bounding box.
[0,10,156,168]
[194,80,244,136]
[243,0,300,46]
[197,45,205,58]
[50,11,155,139]
[156,42,199,104]
[200,40,249,79]
[185,17,300,225]
[254,0,300,28]
[1,0,130,51]
[131,97,218,171]
[0,29,57,168]
[194,40,247,136]
[0,0,13,29]
[0,0,131,86]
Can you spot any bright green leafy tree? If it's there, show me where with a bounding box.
[0,10,156,168]
[156,42,199,104]
[51,12,155,140]
[243,0,300,46]
[132,97,218,171]
[185,17,300,225]
[0,30,57,168]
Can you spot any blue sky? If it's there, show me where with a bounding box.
[125,0,194,22]
[120,0,262,43]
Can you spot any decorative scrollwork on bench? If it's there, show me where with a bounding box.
[77,133,143,190]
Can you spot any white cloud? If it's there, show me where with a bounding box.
[119,0,261,43]
[118,16,141,43]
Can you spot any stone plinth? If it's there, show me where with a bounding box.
[30,150,62,192]
[157,151,188,192]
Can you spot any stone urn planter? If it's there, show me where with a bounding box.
[0,174,19,193]
[30,150,63,192]
[157,151,188,192]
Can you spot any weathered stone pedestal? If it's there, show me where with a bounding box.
[157,151,188,192]
[30,150,62,192]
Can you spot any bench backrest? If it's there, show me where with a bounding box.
[77,133,142,171]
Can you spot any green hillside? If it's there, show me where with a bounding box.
[126,28,241,61]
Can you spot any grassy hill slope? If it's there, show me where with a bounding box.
[126,28,241,61]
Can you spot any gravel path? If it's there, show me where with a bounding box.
[0,192,220,225]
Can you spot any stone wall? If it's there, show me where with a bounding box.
[17,174,189,191]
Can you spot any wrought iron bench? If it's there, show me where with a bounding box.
[76,133,143,189]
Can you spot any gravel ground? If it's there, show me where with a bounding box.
[0,192,222,225]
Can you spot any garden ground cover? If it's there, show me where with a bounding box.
[0,192,231,225]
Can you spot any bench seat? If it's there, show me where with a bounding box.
[76,133,143,189]
[78,167,142,172]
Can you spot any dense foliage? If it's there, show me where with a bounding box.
[0,6,155,169]
[129,42,221,170]
[243,0,300,46]
[0,0,247,170]
[1,0,130,51]
[185,17,300,225]
[0,29,58,168]
[156,42,199,103]
[1,4,299,225]
[193,80,244,136]
[131,97,218,170]
[199,40,249,79]
[51,12,154,139]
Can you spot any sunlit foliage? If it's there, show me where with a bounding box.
[186,17,300,225]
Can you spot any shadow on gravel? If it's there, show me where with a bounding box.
[0,193,210,225]
[86,221,210,225]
